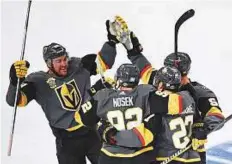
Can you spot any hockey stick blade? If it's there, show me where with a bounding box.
[160,113,232,164]
[175,9,195,54]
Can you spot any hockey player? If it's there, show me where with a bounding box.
[163,52,225,163]
[76,63,156,164]
[150,66,201,163]
[5,17,124,164]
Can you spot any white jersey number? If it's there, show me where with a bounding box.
[208,98,219,106]
[169,115,193,149]
[107,107,143,130]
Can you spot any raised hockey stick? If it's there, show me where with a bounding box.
[175,9,195,56]
[7,0,32,156]
[160,114,232,164]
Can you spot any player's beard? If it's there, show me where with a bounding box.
[49,65,68,77]
[58,66,68,76]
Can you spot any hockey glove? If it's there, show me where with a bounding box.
[111,16,143,52]
[106,16,131,47]
[203,115,225,134]
[192,121,208,150]
[88,77,115,96]
[10,60,30,86]
[98,121,117,144]
[106,20,119,45]
[81,54,97,75]
[126,31,144,58]
[130,31,143,52]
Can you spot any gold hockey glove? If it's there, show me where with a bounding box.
[10,60,30,86]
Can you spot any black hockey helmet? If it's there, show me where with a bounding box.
[164,52,191,75]
[43,42,68,64]
[153,66,181,91]
[115,63,140,88]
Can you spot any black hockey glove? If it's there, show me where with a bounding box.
[81,54,97,76]
[192,121,207,150]
[98,121,117,144]
[88,77,115,96]
[130,32,143,53]
[127,32,143,59]
[106,20,119,46]
[10,60,30,86]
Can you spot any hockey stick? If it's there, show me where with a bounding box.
[175,9,195,56]
[160,114,232,164]
[7,0,32,156]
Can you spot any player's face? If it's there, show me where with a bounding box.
[157,82,164,91]
[52,55,68,76]
[181,75,190,85]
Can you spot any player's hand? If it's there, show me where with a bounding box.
[109,16,143,53]
[106,19,120,44]
[10,60,30,86]
[88,77,115,96]
[192,121,207,150]
[106,16,129,45]
[129,31,143,53]
[98,121,117,144]
[81,54,97,75]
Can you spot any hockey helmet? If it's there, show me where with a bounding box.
[43,42,68,64]
[115,63,140,87]
[164,52,191,75]
[153,66,181,91]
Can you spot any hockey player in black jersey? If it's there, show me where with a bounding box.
[150,66,201,164]
[77,63,156,164]
[5,17,124,164]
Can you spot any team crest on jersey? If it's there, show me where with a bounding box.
[55,79,82,111]
[47,77,57,89]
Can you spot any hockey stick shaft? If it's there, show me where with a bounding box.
[7,0,32,156]
[175,9,195,55]
[160,114,232,164]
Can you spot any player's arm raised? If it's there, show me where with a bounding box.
[111,16,155,84]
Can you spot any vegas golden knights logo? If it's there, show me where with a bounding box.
[55,79,82,111]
